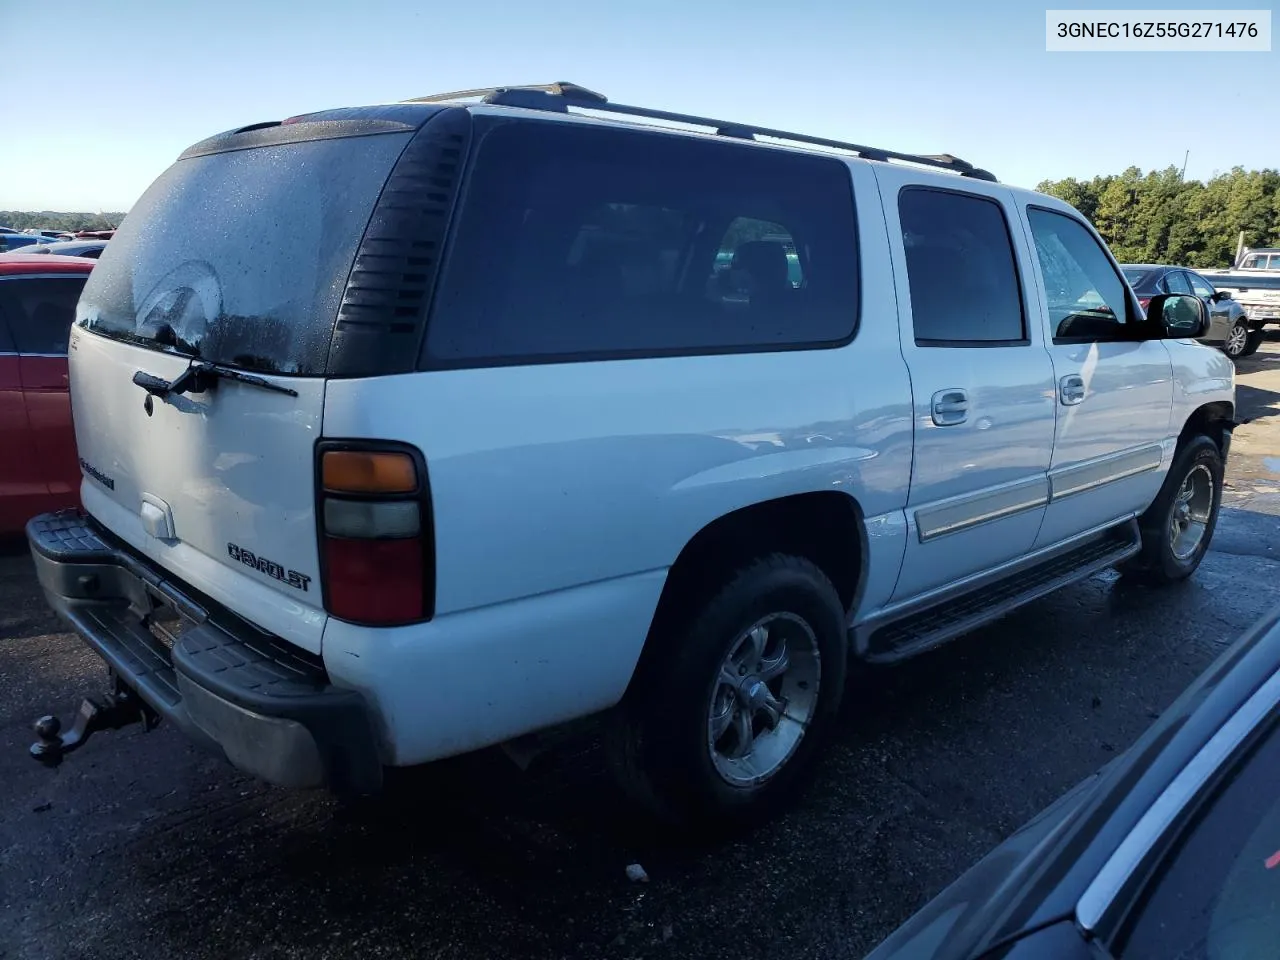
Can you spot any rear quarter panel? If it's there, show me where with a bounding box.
[322,160,913,622]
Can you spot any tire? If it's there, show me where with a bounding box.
[608,554,848,832]
[1119,435,1223,584]
[1241,329,1265,358]
[1224,320,1251,359]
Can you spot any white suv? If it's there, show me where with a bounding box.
[27,83,1236,828]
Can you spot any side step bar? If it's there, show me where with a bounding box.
[861,522,1141,664]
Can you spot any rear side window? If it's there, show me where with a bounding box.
[898,188,1026,345]
[423,121,859,367]
[1164,271,1193,295]
[0,276,86,354]
[77,131,413,375]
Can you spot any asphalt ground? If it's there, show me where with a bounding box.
[3,334,1280,960]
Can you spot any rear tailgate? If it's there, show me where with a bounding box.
[70,124,416,653]
[71,331,327,651]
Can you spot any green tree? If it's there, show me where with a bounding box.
[1038,165,1280,268]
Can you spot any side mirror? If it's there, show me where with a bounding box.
[1149,293,1209,339]
[1212,289,1232,302]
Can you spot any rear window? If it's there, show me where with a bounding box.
[423,120,859,367]
[1122,269,1152,286]
[77,131,412,375]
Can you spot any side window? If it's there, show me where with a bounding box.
[1165,271,1193,295]
[1270,255,1280,271]
[0,277,86,355]
[1188,273,1215,298]
[1242,255,1263,269]
[424,121,859,366]
[1026,208,1133,341]
[897,188,1026,345]
[1118,718,1280,960]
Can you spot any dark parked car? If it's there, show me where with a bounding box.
[0,239,108,260]
[865,602,1280,960]
[1123,264,1261,359]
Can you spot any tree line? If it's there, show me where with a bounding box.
[1036,167,1280,269]
[1,211,126,233]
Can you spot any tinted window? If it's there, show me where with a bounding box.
[1123,269,1152,287]
[424,121,858,367]
[898,188,1025,344]
[1188,273,1215,298]
[0,276,86,354]
[1165,271,1193,295]
[1027,208,1133,340]
[77,131,412,375]
[1119,719,1280,960]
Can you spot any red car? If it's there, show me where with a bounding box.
[0,255,94,534]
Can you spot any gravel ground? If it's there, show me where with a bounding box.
[2,335,1279,960]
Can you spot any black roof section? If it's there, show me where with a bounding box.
[407,82,998,182]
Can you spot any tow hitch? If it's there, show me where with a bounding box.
[30,678,160,768]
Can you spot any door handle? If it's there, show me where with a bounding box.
[1059,374,1086,406]
[931,388,968,426]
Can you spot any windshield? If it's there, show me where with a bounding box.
[77,131,412,375]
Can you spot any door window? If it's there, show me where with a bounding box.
[898,188,1026,345]
[1164,271,1193,295]
[1188,273,1216,299]
[0,276,87,355]
[1026,208,1134,341]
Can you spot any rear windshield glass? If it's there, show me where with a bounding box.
[77,131,411,375]
[1122,269,1151,286]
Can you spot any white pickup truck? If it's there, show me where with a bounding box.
[24,82,1238,830]
[1201,248,1280,334]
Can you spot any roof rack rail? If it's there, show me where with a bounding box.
[405,82,996,182]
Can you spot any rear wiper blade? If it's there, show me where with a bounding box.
[131,360,298,399]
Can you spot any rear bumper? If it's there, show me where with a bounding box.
[26,511,382,794]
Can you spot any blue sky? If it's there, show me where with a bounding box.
[1,0,1276,210]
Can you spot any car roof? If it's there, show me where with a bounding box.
[216,88,1035,194]
[0,255,96,275]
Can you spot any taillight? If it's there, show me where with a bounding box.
[317,444,433,626]
[1138,297,1151,313]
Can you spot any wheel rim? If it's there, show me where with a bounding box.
[1226,324,1247,356]
[1169,463,1214,561]
[706,612,821,787]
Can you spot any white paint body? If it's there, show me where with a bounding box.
[68,116,1235,767]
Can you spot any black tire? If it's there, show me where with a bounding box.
[1224,320,1251,359]
[608,554,848,832]
[1119,434,1223,584]
[1242,329,1265,358]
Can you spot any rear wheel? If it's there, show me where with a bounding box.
[1120,434,1223,584]
[608,554,847,831]
[1224,320,1251,359]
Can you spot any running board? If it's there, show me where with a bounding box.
[861,522,1141,664]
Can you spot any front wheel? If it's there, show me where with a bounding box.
[1120,435,1223,584]
[1224,320,1251,359]
[608,554,848,831]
